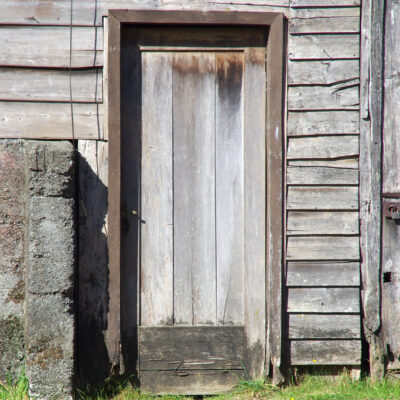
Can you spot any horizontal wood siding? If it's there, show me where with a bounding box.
[286,0,361,367]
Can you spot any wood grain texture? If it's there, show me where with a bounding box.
[289,34,359,60]
[289,314,360,339]
[288,80,359,110]
[290,340,361,365]
[0,68,102,102]
[290,7,360,34]
[288,60,359,85]
[286,261,360,286]
[0,26,103,68]
[287,165,358,185]
[140,52,173,326]
[215,52,245,325]
[287,211,358,235]
[0,102,103,139]
[173,53,216,325]
[287,136,359,160]
[288,111,359,135]
[287,288,360,312]
[290,0,360,6]
[287,236,360,260]
[243,48,266,378]
[287,187,359,210]
[288,159,358,169]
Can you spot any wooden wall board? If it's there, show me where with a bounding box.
[287,211,358,235]
[287,236,360,260]
[288,159,358,169]
[0,102,103,139]
[287,288,360,312]
[287,165,358,185]
[288,80,359,110]
[0,68,102,103]
[0,26,103,68]
[288,60,359,85]
[289,34,359,60]
[287,135,359,159]
[288,314,360,339]
[290,340,361,365]
[287,186,359,210]
[287,111,359,135]
[290,0,360,6]
[290,7,360,34]
[286,261,360,286]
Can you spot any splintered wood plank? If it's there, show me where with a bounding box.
[288,80,359,110]
[287,136,359,159]
[243,48,266,378]
[139,326,244,371]
[287,165,358,185]
[0,68,102,103]
[289,35,359,60]
[173,53,216,325]
[288,60,359,85]
[289,314,360,339]
[288,111,359,135]
[287,211,358,235]
[287,236,360,260]
[287,261,360,286]
[290,0,360,6]
[287,186,359,210]
[0,102,103,139]
[287,288,360,312]
[141,53,173,326]
[0,26,103,68]
[216,53,244,325]
[290,340,361,365]
[288,159,358,169]
[290,7,360,34]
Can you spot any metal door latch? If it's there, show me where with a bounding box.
[383,199,400,224]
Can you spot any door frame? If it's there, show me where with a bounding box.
[107,9,284,378]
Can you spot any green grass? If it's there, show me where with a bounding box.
[4,371,400,399]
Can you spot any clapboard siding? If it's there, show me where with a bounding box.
[291,0,360,6]
[287,165,358,185]
[287,211,358,235]
[290,7,360,34]
[288,158,358,169]
[288,60,359,85]
[286,262,360,286]
[0,26,103,68]
[0,68,102,103]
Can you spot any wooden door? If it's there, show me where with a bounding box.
[137,47,266,394]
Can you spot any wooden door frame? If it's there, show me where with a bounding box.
[107,9,284,377]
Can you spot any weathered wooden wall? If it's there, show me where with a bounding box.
[0,0,363,382]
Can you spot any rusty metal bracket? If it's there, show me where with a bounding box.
[383,199,400,224]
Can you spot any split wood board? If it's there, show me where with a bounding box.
[290,0,360,6]
[287,165,358,185]
[288,159,358,169]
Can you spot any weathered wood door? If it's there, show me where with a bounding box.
[130,28,267,395]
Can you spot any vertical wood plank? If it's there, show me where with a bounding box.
[173,53,216,325]
[215,52,245,325]
[141,52,173,326]
[243,47,266,378]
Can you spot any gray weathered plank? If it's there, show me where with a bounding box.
[288,158,358,169]
[288,111,359,135]
[290,340,361,365]
[0,26,103,68]
[290,7,360,34]
[289,314,360,339]
[139,326,244,371]
[290,0,360,6]
[288,80,359,110]
[173,53,216,325]
[141,52,173,326]
[216,53,244,325]
[287,236,360,260]
[289,35,359,60]
[243,48,266,378]
[287,288,360,312]
[0,102,103,140]
[287,186,359,210]
[287,136,359,159]
[287,211,358,235]
[286,261,360,286]
[287,165,358,185]
[0,68,102,103]
[288,60,359,85]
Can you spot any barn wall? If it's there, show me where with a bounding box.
[0,0,364,396]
